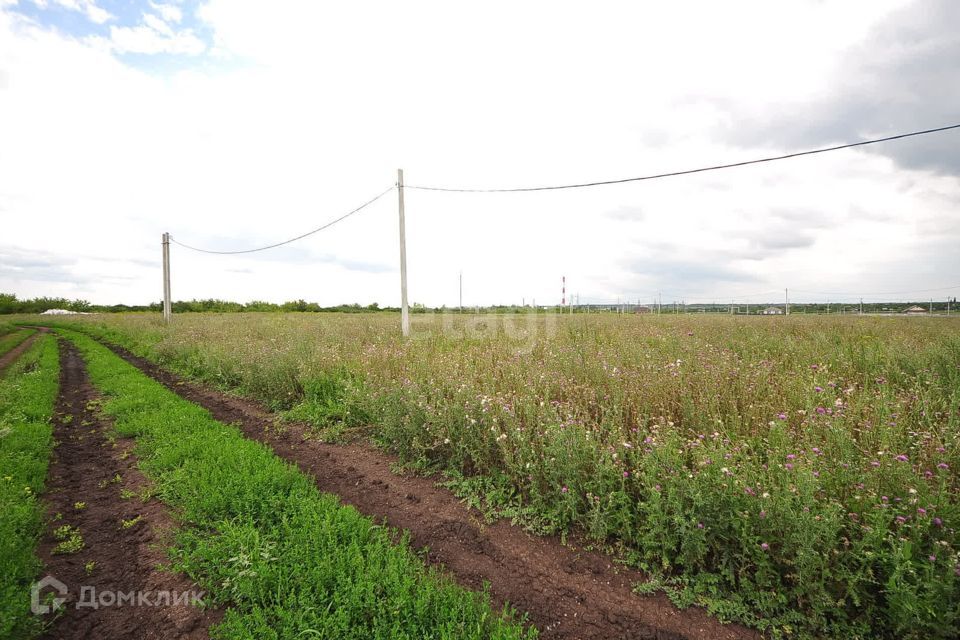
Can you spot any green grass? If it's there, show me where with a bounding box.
[0,335,60,640]
[48,313,960,638]
[0,328,35,362]
[61,329,534,640]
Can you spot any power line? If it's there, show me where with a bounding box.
[170,186,395,255]
[406,123,960,193]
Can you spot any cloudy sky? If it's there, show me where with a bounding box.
[1,0,958,307]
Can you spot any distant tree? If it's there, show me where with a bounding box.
[69,299,93,312]
[0,293,18,314]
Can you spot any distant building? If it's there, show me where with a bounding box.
[762,307,784,315]
[634,305,653,314]
[903,305,927,315]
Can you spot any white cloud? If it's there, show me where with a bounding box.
[97,21,205,56]
[0,1,958,307]
[48,0,112,24]
[149,1,181,24]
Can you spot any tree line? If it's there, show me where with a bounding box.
[0,294,391,315]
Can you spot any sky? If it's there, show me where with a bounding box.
[0,0,958,307]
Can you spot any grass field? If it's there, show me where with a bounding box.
[0,335,59,638]
[61,330,534,639]
[37,312,960,638]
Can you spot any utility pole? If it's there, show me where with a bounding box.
[397,169,410,337]
[658,291,662,314]
[930,298,933,314]
[459,271,463,313]
[785,288,790,315]
[161,232,171,322]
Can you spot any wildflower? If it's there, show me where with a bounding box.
[895,455,909,462]
[561,486,568,494]
[937,463,949,470]
[697,522,704,529]
[881,496,888,502]
[812,471,820,478]
[785,463,794,471]
[917,507,928,516]
[812,447,821,455]
[934,517,943,527]
[760,542,769,551]
[870,460,880,468]
[786,454,796,460]
[815,407,826,415]
[777,413,787,420]
[929,555,936,562]
[759,510,767,519]
[623,471,630,478]
[815,386,823,392]
[896,516,907,524]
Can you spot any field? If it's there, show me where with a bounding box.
[2,312,958,639]
[28,311,954,638]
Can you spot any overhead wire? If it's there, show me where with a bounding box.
[169,185,395,255]
[405,123,960,193]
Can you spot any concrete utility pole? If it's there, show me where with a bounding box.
[161,232,172,322]
[785,288,790,315]
[397,169,410,337]
[459,271,463,312]
[860,298,863,315]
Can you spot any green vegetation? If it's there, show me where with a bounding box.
[0,327,35,361]
[51,312,960,638]
[50,525,84,555]
[0,336,60,639]
[62,330,533,640]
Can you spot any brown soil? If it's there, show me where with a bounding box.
[38,339,221,639]
[103,341,761,640]
[0,328,43,372]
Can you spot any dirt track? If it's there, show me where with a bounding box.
[38,340,220,639]
[0,328,43,372]
[102,340,759,640]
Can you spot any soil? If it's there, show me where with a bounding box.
[102,341,761,640]
[37,339,221,639]
[0,328,43,372]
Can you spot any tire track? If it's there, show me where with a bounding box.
[37,339,221,639]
